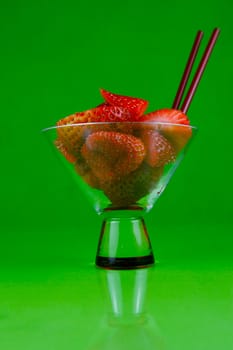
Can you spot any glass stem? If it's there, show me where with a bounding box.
[96,211,155,269]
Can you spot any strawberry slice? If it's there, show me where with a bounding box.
[100,88,148,118]
[141,108,190,125]
[140,130,176,167]
[91,103,135,122]
[81,131,145,181]
[140,109,192,152]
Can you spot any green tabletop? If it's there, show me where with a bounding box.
[0,224,232,350]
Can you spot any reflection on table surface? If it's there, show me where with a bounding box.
[0,261,232,350]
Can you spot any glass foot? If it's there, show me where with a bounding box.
[96,255,154,270]
[96,210,155,270]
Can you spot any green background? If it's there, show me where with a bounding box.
[0,0,232,349]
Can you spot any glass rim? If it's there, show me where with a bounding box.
[41,121,198,133]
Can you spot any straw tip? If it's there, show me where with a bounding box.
[197,30,204,38]
[213,27,221,34]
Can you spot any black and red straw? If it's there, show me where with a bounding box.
[173,28,220,113]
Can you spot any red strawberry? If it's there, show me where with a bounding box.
[100,162,164,207]
[56,110,93,126]
[54,138,77,163]
[74,153,91,176]
[54,136,100,188]
[56,112,93,160]
[100,88,148,118]
[81,131,145,181]
[91,103,135,122]
[80,171,100,189]
[74,158,100,189]
[142,108,190,125]
[140,109,192,152]
[140,130,176,167]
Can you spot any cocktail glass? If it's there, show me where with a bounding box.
[42,121,196,269]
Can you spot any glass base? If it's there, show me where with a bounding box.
[96,255,155,270]
[96,210,155,270]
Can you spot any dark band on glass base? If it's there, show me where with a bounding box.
[96,254,155,270]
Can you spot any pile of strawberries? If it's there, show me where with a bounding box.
[55,89,192,206]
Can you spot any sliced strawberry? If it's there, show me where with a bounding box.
[81,131,145,181]
[101,162,164,207]
[140,109,192,152]
[141,108,190,125]
[91,103,135,122]
[100,88,148,118]
[140,130,176,167]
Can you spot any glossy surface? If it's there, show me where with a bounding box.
[1,224,232,349]
[0,258,232,349]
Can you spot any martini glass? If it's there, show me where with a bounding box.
[42,121,196,269]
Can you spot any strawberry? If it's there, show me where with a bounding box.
[56,112,93,160]
[54,136,100,188]
[100,162,164,207]
[54,138,77,163]
[56,110,93,126]
[141,108,190,125]
[140,109,192,152]
[75,158,100,189]
[90,104,135,135]
[100,88,148,118]
[91,103,135,122]
[74,153,91,176]
[140,130,176,167]
[81,131,145,181]
[80,171,100,189]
